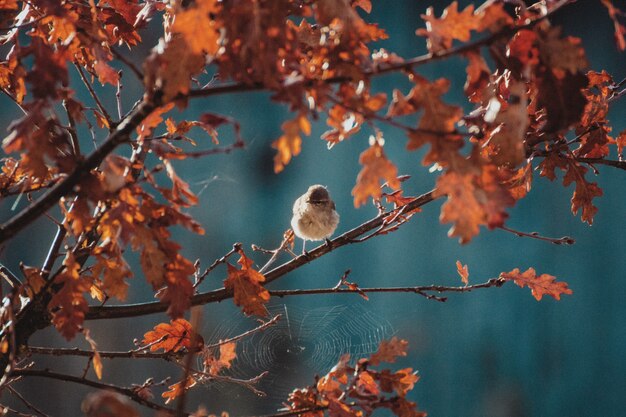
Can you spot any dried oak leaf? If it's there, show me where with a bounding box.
[49,253,91,340]
[434,171,483,244]
[355,370,380,396]
[162,376,197,404]
[456,260,469,285]
[83,328,103,380]
[142,318,204,353]
[378,368,419,397]
[272,113,310,173]
[500,267,572,301]
[487,80,528,167]
[205,342,237,375]
[368,337,408,366]
[416,2,481,53]
[464,51,491,103]
[136,103,174,141]
[352,140,400,207]
[404,77,463,166]
[144,36,205,102]
[563,162,603,225]
[172,0,221,56]
[224,250,270,317]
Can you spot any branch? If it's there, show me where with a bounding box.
[498,225,575,245]
[27,314,280,358]
[74,63,115,129]
[11,369,183,415]
[0,98,156,246]
[85,190,438,320]
[7,386,51,417]
[187,0,571,100]
[268,278,506,301]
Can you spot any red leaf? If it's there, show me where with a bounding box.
[142,318,204,353]
[416,2,481,53]
[224,250,270,317]
[500,268,573,301]
[456,261,469,285]
[352,138,400,207]
[369,337,408,366]
[204,342,237,375]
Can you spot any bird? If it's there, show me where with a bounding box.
[291,185,340,254]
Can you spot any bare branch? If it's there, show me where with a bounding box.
[11,369,183,415]
[74,63,115,129]
[498,226,575,245]
[205,314,281,349]
[268,278,506,301]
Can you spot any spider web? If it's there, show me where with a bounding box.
[201,302,394,412]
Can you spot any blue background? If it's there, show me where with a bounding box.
[1,1,625,416]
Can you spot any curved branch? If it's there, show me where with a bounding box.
[11,369,182,415]
[85,190,438,320]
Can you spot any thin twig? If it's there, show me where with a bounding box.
[268,278,506,301]
[498,225,575,245]
[116,72,124,120]
[110,48,144,80]
[206,314,281,349]
[74,63,115,129]
[258,233,295,274]
[7,385,49,417]
[194,243,242,289]
[62,99,81,156]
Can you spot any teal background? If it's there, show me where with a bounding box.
[1,1,625,416]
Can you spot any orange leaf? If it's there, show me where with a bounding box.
[50,253,91,340]
[434,171,482,244]
[142,318,204,353]
[456,261,469,285]
[136,103,174,141]
[356,371,379,396]
[416,2,481,53]
[369,337,408,366]
[205,342,237,375]
[464,51,490,103]
[162,376,197,404]
[563,161,603,225]
[500,268,573,301]
[404,77,463,166]
[352,139,400,207]
[224,250,270,317]
[379,368,419,397]
[83,328,103,380]
[272,114,310,173]
[172,0,221,56]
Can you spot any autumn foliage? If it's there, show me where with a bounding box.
[0,0,624,416]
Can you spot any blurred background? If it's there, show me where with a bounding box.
[1,1,625,416]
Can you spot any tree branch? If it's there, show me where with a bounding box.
[0,99,156,246]
[85,190,438,320]
[268,278,505,301]
[11,369,182,415]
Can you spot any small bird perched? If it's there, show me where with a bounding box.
[291,185,340,254]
